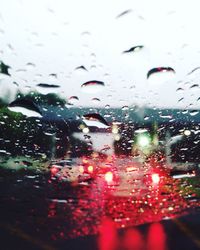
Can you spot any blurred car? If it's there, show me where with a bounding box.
[48,151,170,196]
[48,158,82,183]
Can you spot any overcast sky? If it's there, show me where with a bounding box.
[1,0,200,108]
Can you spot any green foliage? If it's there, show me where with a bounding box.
[17,91,66,106]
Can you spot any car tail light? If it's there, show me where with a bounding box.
[105,171,113,183]
[152,173,160,184]
[88,165,94,173]
[50,166,59,175]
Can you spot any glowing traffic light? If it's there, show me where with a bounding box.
[137,133,151,147]
[88,165,94,173]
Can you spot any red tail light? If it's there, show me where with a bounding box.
[105,171,113,183]
[152,173,160,184]
[50,166,59,175]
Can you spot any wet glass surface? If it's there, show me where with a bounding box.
[1,0,200,249]
[0,157,200,249]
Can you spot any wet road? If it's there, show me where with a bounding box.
[0,161,200,250]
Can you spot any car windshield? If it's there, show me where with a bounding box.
[1,1,200,249]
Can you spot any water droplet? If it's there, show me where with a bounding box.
[184,130,191,136]
[37,83,60,88]
[8,98,42,118]
[90,53,96,61]
[68,96,79,105]
[104,73,109,78]
[178,97,184,103]
[116,9,132,19]
[91,97,101,104]
[176,87,184,93]
[144,116,150,120]
[82,127,90,134]
[82,113,109,128]
[15,68,26,75]
[123,45,144,54]
[135,128,148,134]
[13,81,19,86]
[36,83,60,94]
[187,67,200,76]
[130,85,136,90]
[81,31,91,37]
[100,145,111,153]
[7,44,14,52]
[122,106,129,111]
[81,80,105,94]
[43,128,56,136]
[190,84,199,90]
[189,110,199,116]
[147,67,175,79]
[26,62,36,70]
[182,109,188,114]
[90,65,96,70]
[35,43,44,47]
[47,7,55,14]
[35,73,42,79]
[75,65,88,72]
[49,73,57,80]
[0,61,10,79]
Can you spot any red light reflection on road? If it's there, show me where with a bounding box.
[147,223,166,250]
[46,158,200,242]
[48,201,56,218]
[98,217,118,250]
[98,222,166,250]
[123,228,145,250]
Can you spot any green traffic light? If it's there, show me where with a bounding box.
[137,133,151,148]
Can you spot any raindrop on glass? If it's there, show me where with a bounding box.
[82,113,109,128]
[81,80,105,94]
[36,83,60,94]
[26,62,36,70]
[91,97,101,104]
[190,84,199,90]
[122,106,129,111]
[8,98,42,118]
[187,67,200,76]
[189,110,199,116]
[75,65,88,72]
[0,60,10,79]
[68,96,79,105]
[147,67,175,79]
[176,87,184,93]
[116,9,132,19]
[49,73,57,80]
[178,97,184,103]
[123,45,144,54]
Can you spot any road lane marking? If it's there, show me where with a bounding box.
[174,218,200,248]
[0,223,56,250]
